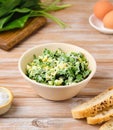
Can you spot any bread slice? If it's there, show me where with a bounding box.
[71,87,113,119]
[87,106,113,125]
[99,119,113,130]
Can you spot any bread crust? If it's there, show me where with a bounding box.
[99,119,113,130]
[71,87,113,119]
[87,106,113,125]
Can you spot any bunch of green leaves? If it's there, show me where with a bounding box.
[0,0,70,32]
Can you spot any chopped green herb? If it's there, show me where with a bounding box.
[26,49,91,86]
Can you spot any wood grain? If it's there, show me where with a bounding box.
[0,78,113,98]
[1,97,94,118]
[0,0,113,129]
[0,118,100,130]
[0,17,46,50]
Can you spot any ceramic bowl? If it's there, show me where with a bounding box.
[89,14,113,34]
[18,43,96,101]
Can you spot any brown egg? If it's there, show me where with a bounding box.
[94,0,113,20]
[103,10,113,29]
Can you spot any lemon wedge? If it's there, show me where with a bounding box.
[0,87,13,115]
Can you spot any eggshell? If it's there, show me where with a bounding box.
[103,10,113,29]
[94,0,113,20]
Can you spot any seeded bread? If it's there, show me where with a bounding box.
[87,106,113,125]
[71,87,113,119]
[99,119,113,130]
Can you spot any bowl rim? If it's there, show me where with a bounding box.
[18,42,97,88]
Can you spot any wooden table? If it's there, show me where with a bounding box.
[0,0,113,129]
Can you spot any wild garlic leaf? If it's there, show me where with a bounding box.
[0,0,70,31]
[0,15,30,31]
[20,0,41,10]
[0,14,13,29]
[0,0,21,17]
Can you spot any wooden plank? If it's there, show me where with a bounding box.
[0,97,100,118]
[16,27,113,46]
[1,41,113,62]
[0,17,46,50]
[0,78,112,98]
[1,97,90,118]
[0,118,100,130]
[1,41,113,60]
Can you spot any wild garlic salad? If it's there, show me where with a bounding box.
[26,49,91,86]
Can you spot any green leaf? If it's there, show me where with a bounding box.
[0,14,13,29]
[0,0,21,17]
[20,0,41,10]
[83,70,91,78]
[0,14,29,31]
[75,74,83,82]
[0,7,31,31]
[0,0,70,32]
[40,0,71,12]
[30,10,68,28]
[11,8,31,13]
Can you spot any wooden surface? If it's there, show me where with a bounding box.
[0,17,46,50]
[0,0,113,129]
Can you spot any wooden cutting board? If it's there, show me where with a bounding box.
[0,17,46,51]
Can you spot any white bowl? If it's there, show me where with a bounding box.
[18,43,96,101]
[89,14,113,34]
